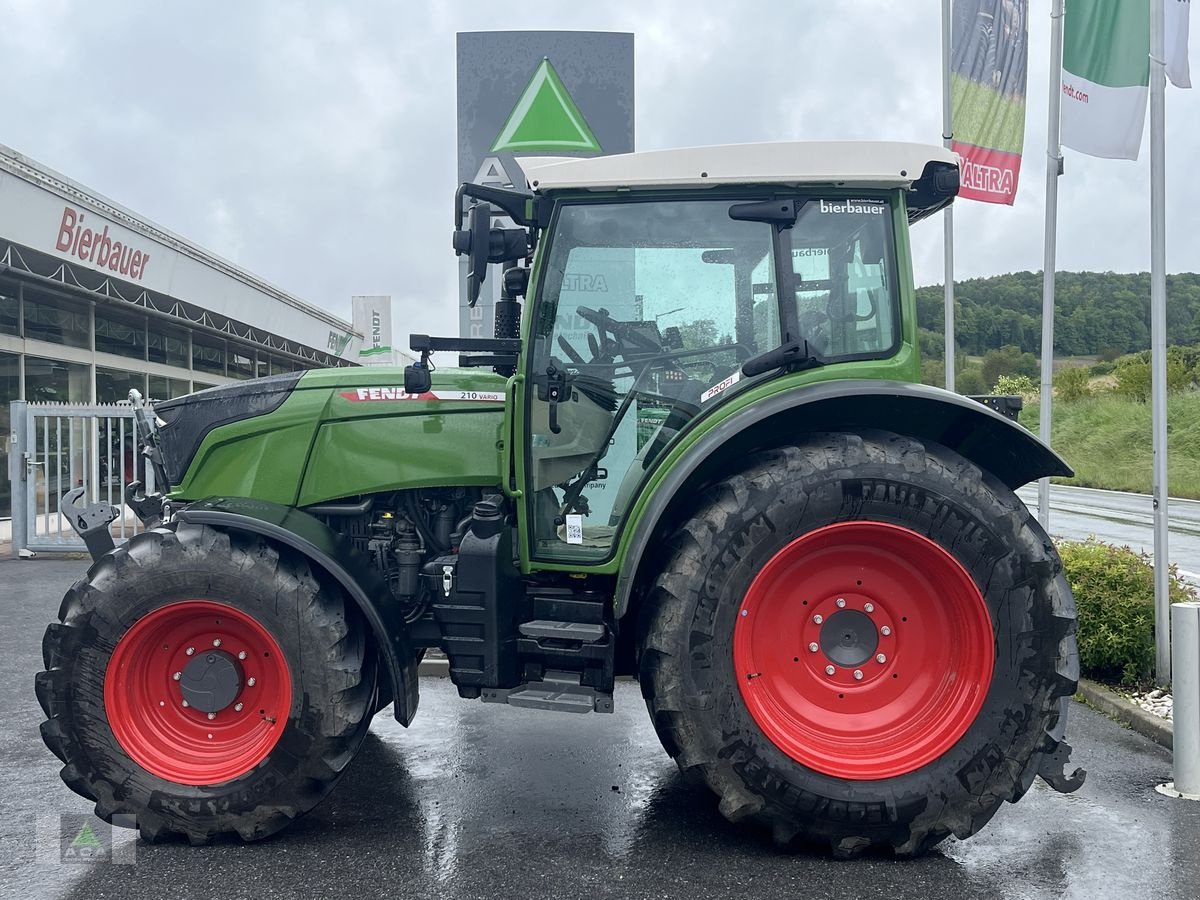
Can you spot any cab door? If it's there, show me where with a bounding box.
[517,195,782,565]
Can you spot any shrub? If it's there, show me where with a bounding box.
[956,365,988,395]
[1114,356,1191,402]
[992,374,1038,398]
[1089,361,1115,377]
[1058,539,1197,684]
[1054,366,1092,402]
[921,359,945,388]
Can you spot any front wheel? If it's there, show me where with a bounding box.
[36,524,375,843]
[637,432,1078,856]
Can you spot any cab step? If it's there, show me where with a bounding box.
[518,620,607,643]
[481,670,614,714]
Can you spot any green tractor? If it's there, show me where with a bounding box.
[38,141,1084,856]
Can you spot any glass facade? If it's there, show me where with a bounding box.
[97,367,148,404]
[24,355,91,404]
[95,308,146,360]
[23,288,91,349]
[148,323,189,368]
[193,336,226,377]
[1,288,17,335]
[148,375,192,400]
[0,351,18,517]
[229,349,254,380]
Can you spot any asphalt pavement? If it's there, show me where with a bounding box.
[1018,483,1200,587]
[3,559,1200,900]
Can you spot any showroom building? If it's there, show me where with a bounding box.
[0,143,362,519]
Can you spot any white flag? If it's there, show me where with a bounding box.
[1167,0,1192,88]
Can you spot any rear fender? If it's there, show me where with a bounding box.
[614,380,1072,619]
[175,497,419,725]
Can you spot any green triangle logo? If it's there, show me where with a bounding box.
[490,58,602,153]
[71,822,102,849]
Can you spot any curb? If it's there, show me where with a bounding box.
[1076,677,1173,750]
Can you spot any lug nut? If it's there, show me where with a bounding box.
[824,665,836,676]
[234,703,244,712]
[181,699,189,708]
[207,712,216,721]
[808,642,819,653]
[836,598,846,608]
[864,602,875,613]
[247,677,256,687]
[881,626,892,636]
[212,638,222,648]
[876,653,887,664]
[185,647,195,656]
[172,671,182,681]
[853,669,864,681]
[813,614,823,624]
[238,651,247,660]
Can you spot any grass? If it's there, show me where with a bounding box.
[1021,392,1200,498]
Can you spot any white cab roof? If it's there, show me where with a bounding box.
[520,142,957,193]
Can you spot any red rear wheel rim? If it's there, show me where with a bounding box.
[733,521,994,780]
[104,600,292,785]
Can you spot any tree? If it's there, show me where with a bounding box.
[982,345,1039,387]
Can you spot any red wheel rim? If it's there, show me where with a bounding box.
[733,521,994,780]
[104,600,291,785]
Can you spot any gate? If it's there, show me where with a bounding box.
[8,400,158,557]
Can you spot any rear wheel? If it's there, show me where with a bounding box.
[637,432,1078,856]
[36,523,375,843]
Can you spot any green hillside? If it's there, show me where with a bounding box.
[916,271,1200,358]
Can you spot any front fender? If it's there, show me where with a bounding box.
[175,497,419,726]
[614,380,1071,619]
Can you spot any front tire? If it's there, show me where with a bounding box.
[637,432,1078,856]
[36,523,375,843]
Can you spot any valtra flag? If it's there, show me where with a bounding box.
[1061,0,1150,160]
[950,0,1030,205]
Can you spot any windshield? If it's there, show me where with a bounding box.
[526,194,899,562]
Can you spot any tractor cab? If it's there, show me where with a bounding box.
[422,142,959,561]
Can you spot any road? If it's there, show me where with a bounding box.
[1018,483,1200,587]
[4,560,1200,900]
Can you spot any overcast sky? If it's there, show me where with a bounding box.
[3,1,1197,338]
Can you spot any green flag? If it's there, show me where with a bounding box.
[1061,0,1150,160]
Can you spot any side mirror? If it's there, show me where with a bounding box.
[452,202,492,308]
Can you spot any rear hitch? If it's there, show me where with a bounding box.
[61,486,119,561]
[1037,738,1087,793]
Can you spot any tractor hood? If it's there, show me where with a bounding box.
[157,367,510,506]
[155,373,304,486]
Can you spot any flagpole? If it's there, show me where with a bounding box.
[1038,0,1065,531]
[1150,0,1171,682]
[941,0,956,392]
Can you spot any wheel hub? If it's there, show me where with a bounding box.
[733,521,995,780]
[818,609,878,668]
[180,650,242,713]
[104,600,291,785]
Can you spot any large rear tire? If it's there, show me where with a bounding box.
[36,523,375,843]
[637,432,1078,857]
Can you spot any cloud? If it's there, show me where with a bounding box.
[2,0,1197,343]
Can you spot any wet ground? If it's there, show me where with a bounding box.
[3,560,1199,900]
[1018,484,1200,586]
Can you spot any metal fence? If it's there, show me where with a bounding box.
[8,400,157,556]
